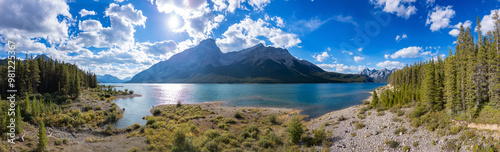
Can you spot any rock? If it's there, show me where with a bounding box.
[337,144,347,148]
[372,131,378,135]
[399,132,403,136]
[345,130,349,133]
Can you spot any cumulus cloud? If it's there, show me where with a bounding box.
[376,60,404,69]
[212,0,270,13]
[395,34,407,42]
[354,56,364,62]
[388,46,430,59]
[216,16,301,52]
[0,0,72,48]
[79,9,96,17]
[370,0,417,19]
[137,40,178,56]
[384,54,390,59]
[74,3,147,50]
[358,47,363,51]
[426,5,455,32]
[479,9,500,34]
[317,63,366,73]
[313,51,329,62]
[449,20,472,37]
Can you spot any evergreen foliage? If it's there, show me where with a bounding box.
[377,12,500,124]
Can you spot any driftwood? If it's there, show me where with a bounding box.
[70,132,77,138]
[16,134,25,142]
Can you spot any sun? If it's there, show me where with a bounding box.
[168,15,181,29]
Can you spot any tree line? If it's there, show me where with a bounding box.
[374,13,500,123]
[0,55,98,100]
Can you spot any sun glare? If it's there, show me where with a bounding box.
[168,15,180,29]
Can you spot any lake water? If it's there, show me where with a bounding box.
[103,83,386,128]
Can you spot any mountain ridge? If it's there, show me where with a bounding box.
[129,39,366,83]
[358,68,396,83]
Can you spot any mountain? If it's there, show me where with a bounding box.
[358,68,396,83]
[129,39,367,83]
[97,74,129,83]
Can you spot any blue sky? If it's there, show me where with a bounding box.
[0,0,499,79]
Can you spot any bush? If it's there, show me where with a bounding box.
[338,115,346,121]
[393,127,406,135]
[234,111,243,119]
[258,138,273,148]
[355,123,366,129]
[62,138,69,144]
[129,90,134,94]
[268,114,278,124]
[129,147,139,152]
[205,129,220,139]
[312,126,327,145]
[153,109,162,116]
[54,139,63,145]
[287,116,303,144]
[385,140,399,148]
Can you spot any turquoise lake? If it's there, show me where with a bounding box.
[103,83,386,128]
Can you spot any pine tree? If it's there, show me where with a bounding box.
[444,49,458,113]
[38,120,47,151]
[422,61,436,111]
[371,90,379,107]
[15,106,23,134]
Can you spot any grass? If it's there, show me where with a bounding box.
[141,104,304,151]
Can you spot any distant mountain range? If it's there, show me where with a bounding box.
[128,39,367,83]
[358,68,396,83]
[97,74,131,83]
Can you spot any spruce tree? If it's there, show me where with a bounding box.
[38,120,47,151]
[15,106,23,134]
[371,90,379,107]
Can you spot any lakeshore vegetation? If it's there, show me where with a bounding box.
[371,14,500,151]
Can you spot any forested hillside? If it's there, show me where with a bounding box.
[0,55,98,99]
[372,14,500,126]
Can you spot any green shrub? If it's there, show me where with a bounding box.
[205,129,220,139]
[355,123,366,129]
[287,116,303,144]
[385,140,399,148]
[54,139,63,145]
[129,147,139,152]
[153,109,162,116]
[312,126,327,145]
[393,127,406,135]
[268,114,278,124]
[338,115,346,121]
[234,111,243,119]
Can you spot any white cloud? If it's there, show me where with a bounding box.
[317,63,366,73]
[342,50,353,55]
[0,0,72,49]
[448,20,472,37]
[137,40,178,56]
[294,17,329,32]
[248,0,271,11]
[426,0,435,7]
[354,56,364,62]
[212,0,270,13]
[313,51,329,62]
[376,60,404,69]
[426,5,455,32]
[79,9,96,17]
[74,3,147,50]
[370,0,417,19]
[326,47,331,51]
[114,0,125,2]
[358,47,363,51]
[333,15,358,26]
[395,34,407,42]
[216,16,301,52]
[384,54,390,59]
[155,0,225,44]
[389,46,429,59]
[479,9,500,34]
